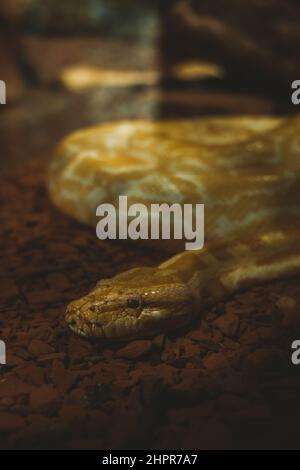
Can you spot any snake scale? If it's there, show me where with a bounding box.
[48,115,300,340]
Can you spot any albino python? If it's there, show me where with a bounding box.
[48,115,300,340]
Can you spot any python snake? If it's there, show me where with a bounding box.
[48,115,300,340]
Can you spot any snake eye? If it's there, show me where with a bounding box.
[127,298,141,309]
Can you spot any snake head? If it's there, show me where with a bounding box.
[65,267,195,340]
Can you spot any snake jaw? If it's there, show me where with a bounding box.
[65,298,98,337]
[65,268,195,340]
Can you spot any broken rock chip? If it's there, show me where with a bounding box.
[203,352,229,370]
[28,339,55,357]
[0,412,26,433]
[0,377,33,397]
[50,360,78,393]
[15,364,45,387]
[214,312,239,338]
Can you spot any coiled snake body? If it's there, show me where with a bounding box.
[48,116,300,340]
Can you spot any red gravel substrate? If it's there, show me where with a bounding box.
[1,160,300,449]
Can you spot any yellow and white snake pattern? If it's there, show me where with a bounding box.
[48,115,300,340]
